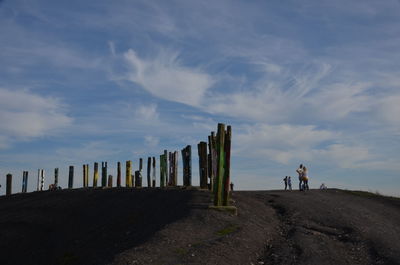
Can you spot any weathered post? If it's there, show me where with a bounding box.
[93,162,99,187]
[135,158,143,187]
[181,145,192,187]
[6,173,12,195]
[108,175,113,187]
[85,164,89,188]
[174,151,178,186]
[147,157,151,188]
[160,154,166,188]
[37,169,40,191]
[54,168,59,187]
[39,169,45,191]
[22,171,28,193]
[214,123,225,206]
[117,162,121,187]
[223,125,232,206]
[126,160,132,187]
[152,157,156,187]
[208,132,217,191]
[101,162,107,187]
[163,150,168,185]
[68,166,74,189]
[198,142,208,189]
[83,164,87,188]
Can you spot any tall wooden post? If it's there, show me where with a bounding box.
[126,160,132,187]
[101,162,107,187]
[117,162,121,187]
[160,154,166,188]
[85,164,89,188]
[6,173,12,195]
[198,142,208,189]
[147,157,151,188]
[168,152,173,186]
[68,166,74,189]
[216,123,226,206]
[93,162,99,187]
[135,158,143,187]
[22,171,28,193]
[152,157,156,187]
[54,168,59,187]
[181,145,192,187]
[83,165,87,188]
[223,126,232,206]
[108,175,113,187]
[37,169,40,191]
[39,169,45,191]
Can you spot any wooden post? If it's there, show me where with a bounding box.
[126,160,132,187]
[181,145,192,186]
[164,150,168,186]
[209,132,217,192]
[168,152,173,186]
[93,162,99,187]
[22,171,28,193]
[37,169,40,191]
[198,142,208,189]
[101,162,107,187]
[223,126,232,206]
[85,164,89,188]
[160,154,166,188]
[147,157,151,188]
[6,173,12,195]
[215,123,225,206]
[54,168,59,187]
[39,169,45,191]
[152,157,156,187]
[117,162,121,187]
[68,166,74,189]
[83,165,87,188]
[108,175,113,187]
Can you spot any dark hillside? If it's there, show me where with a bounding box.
[0,188,399,265]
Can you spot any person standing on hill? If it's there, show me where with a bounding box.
[296,164,304,191]
[283,176,288,190]
[302,166,309,190]
[288,176,292,190]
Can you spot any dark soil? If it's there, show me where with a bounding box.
[0,188,399,265]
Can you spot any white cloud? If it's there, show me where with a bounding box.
[124,49,214,107]
[0,88,72,147]
[144,135,160,147]
[135,104,159,122]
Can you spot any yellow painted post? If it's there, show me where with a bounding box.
[93,162,99,187]
[126,160,132,187]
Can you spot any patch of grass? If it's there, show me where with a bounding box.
[174,247,188,256]
[216,224,239,236]
[58,252,79,265]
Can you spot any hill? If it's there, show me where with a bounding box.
[0,188,399,265]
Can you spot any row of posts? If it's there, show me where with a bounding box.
[2,149,193,194]
[2,124,231,202]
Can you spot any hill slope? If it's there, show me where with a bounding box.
[0,188,399,265]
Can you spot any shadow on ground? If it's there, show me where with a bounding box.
[0,188,194,265]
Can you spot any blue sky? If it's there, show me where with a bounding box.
[1,0,399,196]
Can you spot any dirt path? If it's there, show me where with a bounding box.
[0,188,399,265]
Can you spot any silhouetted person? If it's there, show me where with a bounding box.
[288,176,292,190]
[283,176,288,190]
[230,182,234,191]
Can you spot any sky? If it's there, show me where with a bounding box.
[0,0,399,196]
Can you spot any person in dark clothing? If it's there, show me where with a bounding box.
[283,176,288,190]
[296,164,304,191]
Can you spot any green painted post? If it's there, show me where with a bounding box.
[93,162,99,187]
[54,168,59,188]
[223,125,232,206]
[6,173,12,195]
[214,123,225,206]
[68,166,74,189]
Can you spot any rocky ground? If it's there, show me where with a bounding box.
[0,187,399,265]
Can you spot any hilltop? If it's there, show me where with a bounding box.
[0,188,399,265]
